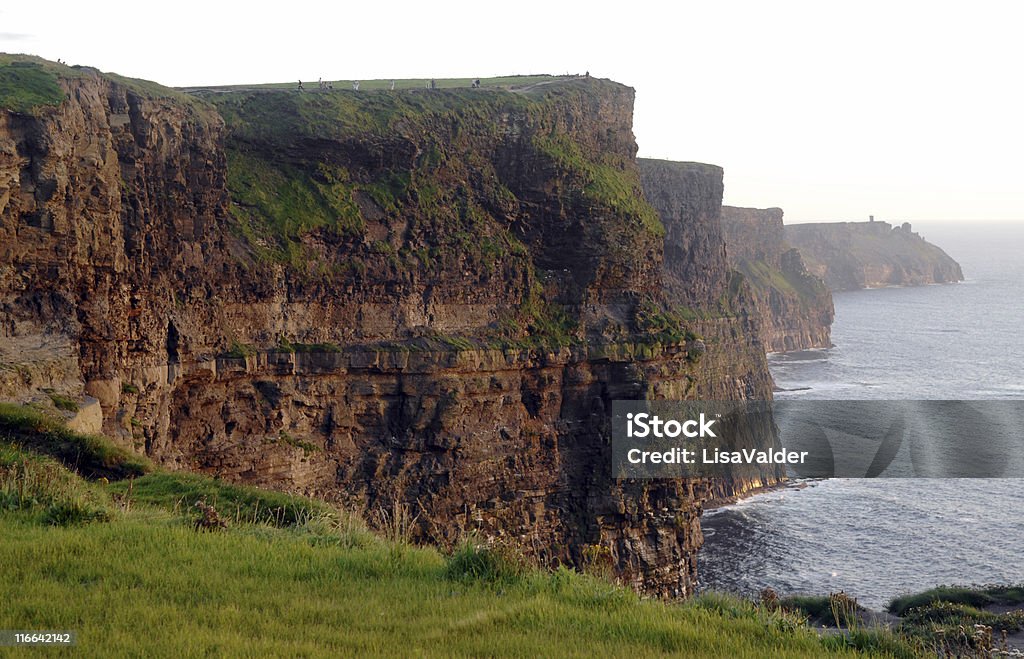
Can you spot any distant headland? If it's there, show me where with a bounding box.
[785,220,964,291]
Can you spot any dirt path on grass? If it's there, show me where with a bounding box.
[507,78,578,94]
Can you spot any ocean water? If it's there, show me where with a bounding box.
[697,222,1024,610]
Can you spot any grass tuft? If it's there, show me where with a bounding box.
[819,627,921,659]
[48,392,78,412]
[222,340,258,359]
[44,499,111,526]
[779,595,830,619]
[445,539,529,585]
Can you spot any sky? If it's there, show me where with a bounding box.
[3,0,1022,222]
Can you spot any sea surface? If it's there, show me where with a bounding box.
[698,221,1024,610]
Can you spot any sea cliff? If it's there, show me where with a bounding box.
[1,56,779,596]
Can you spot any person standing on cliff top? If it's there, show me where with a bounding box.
[297,80,304,91]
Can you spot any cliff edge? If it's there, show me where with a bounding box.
[785,220,964,291]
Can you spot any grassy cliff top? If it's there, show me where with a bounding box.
[181,73,601,93]
[636,157,724,175]
[785,221,963,268]
[202,74,631,140]
[0,54,65,113]
[0,53,205,113]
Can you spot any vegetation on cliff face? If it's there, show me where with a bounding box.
[214,87,536,280]
[734,254,821,304]
[208,78,660,341]
[534,134,663,237]
[634,300,702,345]
[0,407,881,657]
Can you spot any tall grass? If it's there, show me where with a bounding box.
[0,443,112,525]
[0,510,866,658]
[0,444,874,656]
[0,403,152,479]
[107,472,334,528]
[0,407,911,656]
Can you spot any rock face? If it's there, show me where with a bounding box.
[720,207,834,352]
[1,59,779,598]
[636,159,729,309]
[636,160,780,497]
[785,221,964,291]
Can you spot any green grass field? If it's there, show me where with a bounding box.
[0,404,914,657]
[0,514,870,658]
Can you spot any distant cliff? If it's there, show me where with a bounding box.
[719,207,833,353]
[786,221,964,291]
